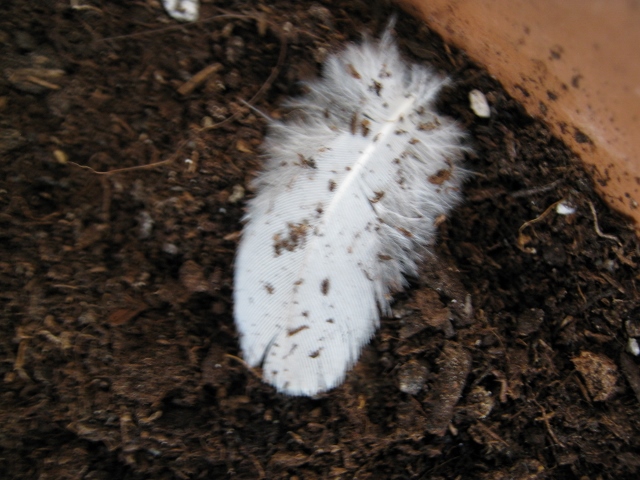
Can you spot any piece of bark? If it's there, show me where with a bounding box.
[424,342,472,436]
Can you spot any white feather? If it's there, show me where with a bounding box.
[233,28,468,396]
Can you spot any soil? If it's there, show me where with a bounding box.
[1,1,640,479]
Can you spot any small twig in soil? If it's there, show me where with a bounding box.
[51,284,81,290]
[14,340,31,382]
[576,287,618,314]
[587,199,622,245]
[519,200,562,233]
[534,401,565,448]
[472,422,510,447]
[225,353,262,381]
[487,369,509,403]
[612,245,637,268]
[177,63,223,96]
[576,283,587,304]
[517,200,563,253]
[240,447,266,479]
[509,179,563,198]
[68,157,175,176]
[6,196,63,224]
[70,0,103,14]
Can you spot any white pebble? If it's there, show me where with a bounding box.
[228,184,245,203]
[162,243,179,255]
[469,89,491,118]
[556,201,576,215]
[162,0,199,22]
[628,338,640,356]
[137,211,154,239]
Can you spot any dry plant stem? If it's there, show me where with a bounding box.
[518,200,562,235]
[70,0,103,14]
[177,63,224,96]
[8,196,62,223]
[587,200,622,245]
[473,422,509,447]
[14,340,30,381]
[23,75,61,90]
[534,400,565,448]
[516,196,622,253]
[224,354,262,381]
[241,449,266,480]
[68,158,173,175]
[68,157,175,176]
[510,179,562,198]
[517,200,563,253]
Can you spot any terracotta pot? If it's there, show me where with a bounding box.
[398,0,640,232]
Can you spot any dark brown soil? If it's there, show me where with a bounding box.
[2,1,640,478]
